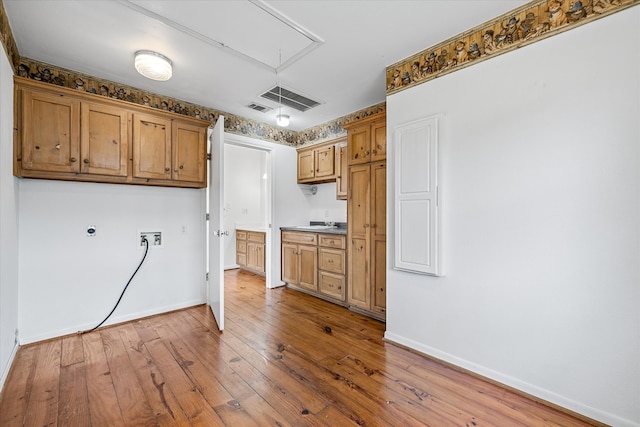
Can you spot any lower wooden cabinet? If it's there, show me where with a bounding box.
[281,231,318,291]
[281,231,346,304]
[236,229,265,276]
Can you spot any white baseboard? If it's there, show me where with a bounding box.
[20,298,205,345]
[0,340,19,394]
[383,331,639,427]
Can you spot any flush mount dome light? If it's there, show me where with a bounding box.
[276,114,290,127]
[134,50,173,81]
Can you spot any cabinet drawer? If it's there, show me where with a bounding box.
[236,230,247,240]
[319,248,345,274]
[236,240,247,254]
[319,234,345,249]
[319,272,345,300]
[236,253,246,266]
[247,231,265,243]
[282,231,317,245]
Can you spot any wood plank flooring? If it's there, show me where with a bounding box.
[0,269,599,426]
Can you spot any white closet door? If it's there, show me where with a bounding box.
[393,116,443,276]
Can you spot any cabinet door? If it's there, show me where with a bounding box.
[172,121,206,183]
[132,113,171,180]
[297,245,318,291]
[282,243,299,284]
[255,244,265,273]
[336,145,348,200]
[348,236,369,309]
[347,123,371,165]
[370,161,387,313]
[315,145,335,178]
[371,120,387,162]
[371,162,386,241]
[81,102,128,176]
[348,164,371,309]
[297,149,315,182]
[22,89,80,173]
[348,164,371,237]
[371,238,386,314]
[247,241,258,270]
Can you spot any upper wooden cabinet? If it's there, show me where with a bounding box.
[14,77,209,188]
[81,102,129,177]
[296,137,345,184]
[345,114,386,165]
[20,88,80,174]
[336,142,348,200]
[132,113,172,180]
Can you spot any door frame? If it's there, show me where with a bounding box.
[222,134,274,288]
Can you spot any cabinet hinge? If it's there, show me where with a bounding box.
[206,213,210,221]
[206,272,209,281]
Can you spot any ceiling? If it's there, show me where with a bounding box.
[4,0,528,132]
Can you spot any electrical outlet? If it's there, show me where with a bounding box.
[139,231,162,247]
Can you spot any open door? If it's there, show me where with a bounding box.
[208,115,225,330]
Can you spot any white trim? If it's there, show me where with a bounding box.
[0,341,19,393]
[384,331,640,427]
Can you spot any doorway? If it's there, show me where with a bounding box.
[223,137,273,288]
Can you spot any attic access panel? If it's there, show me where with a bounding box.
[261,85,322,112]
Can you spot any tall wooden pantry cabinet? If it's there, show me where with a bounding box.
[344,113,386,321]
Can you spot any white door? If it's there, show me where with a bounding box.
[208,115,225,330]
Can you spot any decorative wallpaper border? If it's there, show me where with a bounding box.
[14,57,386,147]
[0,1,385,148]
[386,0,638,95]
[0,0,19,69]
[0,1,378,147]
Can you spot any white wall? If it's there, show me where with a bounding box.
[0,47,20,389]
[223,144,267,268]
[18,180,206,343]
[308,182,347,223]
[386,8,639,427]
[223,133,310,288]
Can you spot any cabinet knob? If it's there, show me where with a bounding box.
[372,149,377,154]
[55,144,61,150]
[83,159,89,164]
[165,167,170,172]
[174,169,178,173]
[364,150,370,155]
[179,165,184,169]
[70,157,77,162]
[35,145,40,150]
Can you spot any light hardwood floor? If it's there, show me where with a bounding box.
[0,269,600,426]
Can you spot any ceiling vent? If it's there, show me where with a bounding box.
[260,85,322,112]
[246,102,273,113]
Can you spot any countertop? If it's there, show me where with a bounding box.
[280,222,347,235]
[235,225,267,233]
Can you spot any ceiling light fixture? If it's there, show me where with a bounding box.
[134,50,173,81]
[275,50,290,127]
